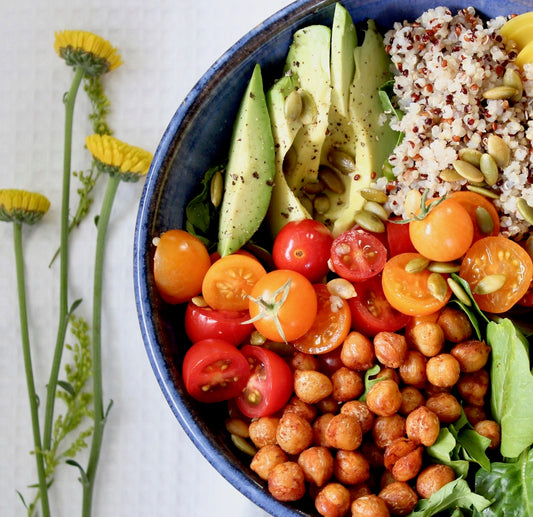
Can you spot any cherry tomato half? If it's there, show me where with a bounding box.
[272,219,334,283]
[184,302,253,346]
[330,227,388,282]
[236,345,293,418]
[348,275,411,337]
[292,283,352,354]
[459,236,533,313]
[182,339,250,403]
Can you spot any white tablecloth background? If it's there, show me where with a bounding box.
[0,1,290,515]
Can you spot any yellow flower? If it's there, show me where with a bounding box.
[54,30,123,77]
[0,189,51,225]
[86,134,153,182]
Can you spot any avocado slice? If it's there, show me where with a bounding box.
[217,64,275,256]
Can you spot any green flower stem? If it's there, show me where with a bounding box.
[43,65,85,452]
[13,222,51,517]
[82,173,120,517]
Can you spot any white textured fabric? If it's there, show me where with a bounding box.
[0,1,288,515]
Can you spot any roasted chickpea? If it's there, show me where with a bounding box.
[291,351,320,371]
[376,367,401,384]
[416,464,455,499]
[456,369,489,406]
[340,331,375,371]
[294,369,333,404]
[298,446,334,487]
[249,416,280,448]
[366,379,402,417]
[360,441,385,469]
[383,438,423,482]
[378,481,418,516]
[283,395,318,422]
[380,469,397,490]
[325,413,363,451]
[399,386,425,416]
[351,495,391,517]
[250,444,287,480]
[437,306,472,343]
[341,400,375,434]
[407,321,444,357]
[474,420,501,449]
[268,461,306,502]
[374,331,408,368]
[425,392,462,424]
[405,406,440,446]
[372,414,406,449]
[331,366,364,402]
[315,482,351,517]
[426,353,461,388]
[313,413,336,447]
[463,405,487,426]
[348,482,373,501]
[334,450,370,486]
[398,350,427,388]
[276,412,313,455]
[317,395,341,415]
[450,340,491,373]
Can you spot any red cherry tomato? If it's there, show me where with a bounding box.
[330,227,388,282]
[236,345,293,418]
[386,218,417,257]
[182,339,250,403]
[184,302,253,346]
[272,219,334,283]
[348,275,411,337]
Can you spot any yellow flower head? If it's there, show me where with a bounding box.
[54,30,123,77]
[0,189,51,225]
[86,134,153,182]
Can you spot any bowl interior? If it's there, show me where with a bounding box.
[134,0,532,515]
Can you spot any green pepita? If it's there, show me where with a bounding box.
[284,89,303,122]
[427,272,448,302]
[328,149,356,176]
[225,418,250,438]
[475,206,495,236]
[516,197,533,225]
[319,166,345,194]
[303,179,325,195]
[210,168,224,208]
[473,274,507,295]
[405,256,430,274]
[502,67,523,102]
[353,209,385,233]
[364,200,388,221]
[453,159,485,183]
[458,148,483,168]
[447,277,472,306]
[360,187,388,204]
[427,261,461,274]
[466,184,500,200]
[479,153,499,186]
[313,193,331,215]
[487,133,510,168]
[404,189,422,219]
[230,434,256,457]
[482,85,519,100]
[439,168,464,182]
[524,235,533,261]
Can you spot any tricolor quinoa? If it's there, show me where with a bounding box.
[379,6,533,238]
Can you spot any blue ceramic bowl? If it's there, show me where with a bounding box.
[134,0,531,515]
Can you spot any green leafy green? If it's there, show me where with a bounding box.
[358,364,382,402]
[426,428,469,478]
[378,79,403,181]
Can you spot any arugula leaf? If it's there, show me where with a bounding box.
[487,318,533,458]
[358,364,382,402]
[475,447,533,517]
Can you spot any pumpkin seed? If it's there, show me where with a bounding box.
[516,197,533,225]
[303,179,325,195]
[404,189,422,218]
[482,85,519,100]
[319,166,345,194]
[405,256,430,274]
[328,149,356,176]
[447,277,472,306]
[360,187,388,204]
[364,200,388,221]
[453,159,485,183]
[225,418,250,438]
[524,235,533,261]
[466,184,500,200]
[439,168,464,182]
[210,168,224,208]
[327,278,357,299]
[473,274,507,295]
[249,330,267,346]
[353,209,385,233]
[191,295,209,308]
[300,195,314,216]
[458,148,482,167]
[475,206,495,236]
[427,272,448,302]
[427,261,461,273]
[487,133,510,168]
[313,193,330,215]
[230,434,256,456]
[479,153,499,186]
[502,67,523,102]
[284,89,303,122]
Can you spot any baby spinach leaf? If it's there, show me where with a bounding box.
[426,428,469,478]
[487,319,533,459]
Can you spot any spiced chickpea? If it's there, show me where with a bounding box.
[351,495,391,517]
[283,395,318,422]
[456,369,489,406]
[325,413,363,451]
[399,386,425,416]
[398,350,427,388]
[294,369,333,404]
[341,400,375,434]
[334,450,370,486]
[380,469,397,490]
[291,351,319,371]
[249,416,280,448]
[425,392,462,424]
[450,340,491,373]
[372,414,406,449]
[298,446,334,487]
[426,353,461,388]
[464,405,487,426]
[474,420,501,449]
[437,306,472,343]
[374,331,408,368]
[317,395,341,415]
[378,481,418,516]
[376,367,401,385]
[361,441,385,469]
[405,406,440,446]
[383,438,423,482]
[250,444,287,480]
[314,482,351,517]
[331,366,364,402]
[366,379,402,417]
[276,412,313,455]
[340,331,375,371]
[267,461,306,502]
[407,321,444,357]
[349,482,373,501]
[313,413,336,447]
[416,464,456,499]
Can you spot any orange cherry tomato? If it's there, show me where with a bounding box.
[293,283,352,354]
[459,236,533,313]
[153,229,211,304]
[202,254,267,311]
[409,198,474,262]
[248,269,317,342]
[450,191,500,243]
[382,253,452,316]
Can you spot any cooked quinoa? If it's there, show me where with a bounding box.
[379,6,533,238]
